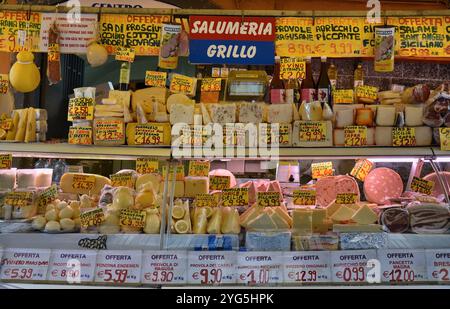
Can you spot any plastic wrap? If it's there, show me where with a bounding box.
[291,234,339,251]
[245,231,291,251]
[339,232,388,250]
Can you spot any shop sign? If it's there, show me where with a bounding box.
[187,251,236,285]
[47,250,97,283]
[0,248,51,282]
[141,250,188,285]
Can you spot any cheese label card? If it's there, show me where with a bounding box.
[410,176,434,195]
[80,208,105,228]
[0,73,8,94]
[188,251,237,285]
[0,154,12,169]
[48,42,60,62]
[283,251,331,284]
[344,126,367,147]
[110,173,134,188]
[280,57,306,80]
[136,158,159,174]
[0,248,51,282]
[145,71,167,87]
[141,250,188,285]
[37,185,58,211]
[72,174,96,191]
[378,249,427,283]
[299,122,326,142]
[331,250,377,283]
[95,250,142,285]
[188,160,210,177]
[68,97,95,121]
[311,161,333,179]
[222,188,249,207]
[194,194,218,207]
[350,159,374,182]
[260,124,291,145]
[161,164,185,181]
[257,191,281,207]
[355,85,378,100]
[439,127,450,151]
[392,127,416,147]
[336,193,358,204]
[293,190,316,206]
[169,73,196,96]
[5,191,34,207]
[94,119,124,142]
[115,46,135,62]
[333,89,354,104]
[68,126,93,145]
[0,118,13,130]
[209,175,231,190]
[119,209,146,228]
[134,124,165,145]
[237,252,283,285]
[212,67,221,77]
[201,78,222,92]
[425,249,450,283]
[47,250,97,283]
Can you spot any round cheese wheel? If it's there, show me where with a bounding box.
[364,168,403,204]
[423,171,450,198]
[32,216,47,230]
[208,169,237,188]
[59,207,74,219]
[45,220,61,232]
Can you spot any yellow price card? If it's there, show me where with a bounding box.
[336,193,358,204]
[0,154,12,169]
[222,188,249,207]
[311,162,333,179]
[333,89,354,104]
[71,174,96,191]
[201,78,222,92]
[68,127,92,145]
[411,177,434,195]
[257,191,281,207]
[5,191,34,207]
[94,119,124,142]
[115,46,135,62]
[68,97,95,121]
[344,126,367,147]
[194,194,218,207]
[119,209,146,228]
[110,173,134,188]
[37,185,58,211]
[145,71,167,87]
[355,85,379,101]
[188,160,210,177]
[299,122,327,142]
[439,128,449,151]
[134,124,165,145]
[136,158,159,175]
[280,57,306,80]
[80,208,105,228]
[293,190,316,206]
[0,74,9,94]
[392,127,416,147]
[350,159,374,182]
[209,175,230,191]
[169,74,196,96]
[161,164,185,181]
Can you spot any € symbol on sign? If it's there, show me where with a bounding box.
[192,272,199,280]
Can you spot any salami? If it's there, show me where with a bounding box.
[316,175,360,207]
[423,171,450,198]
[364,167,403,204]
[47,22,61,85]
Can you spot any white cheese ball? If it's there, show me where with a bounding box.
[45,203,56,212]
[57,201,69,210]
[45,209,59,221]
[32,216,47,230]
[60,218,75,231]
[71,206,80,218]
[73,218,81,229]
[45,220,61,232]
[59,206,74,219]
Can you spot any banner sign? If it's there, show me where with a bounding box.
[0,11,42,52]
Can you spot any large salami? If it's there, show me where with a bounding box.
[364,167,403,204]
[423,171,450,199]
[316,175,360,207]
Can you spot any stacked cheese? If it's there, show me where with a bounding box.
[240,203,292,232]
[32,200,81,233]
[1,108,47,142]
[333,104,375,146]
[327,201,382,232]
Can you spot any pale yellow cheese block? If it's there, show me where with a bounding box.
[158,180,185,198]
[270,211,290,229]
[60,173,111,195]
[24,107,36,143]
[292,209,313,235]
[351,204,378,224]
[136,173,162,192]
[184,176,209,198]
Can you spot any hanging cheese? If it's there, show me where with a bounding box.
[376,106,396,126]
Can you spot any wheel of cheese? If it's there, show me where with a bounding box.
[316,175,360,207]
[423,171,450,198]
[364,168,403,204]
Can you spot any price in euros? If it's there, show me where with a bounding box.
[192,268,222,284]
[383,269,415,282]
[288,270,317,282]
[432,269,449,281]
[145,270,174,283]
[51,269,80,279]
[336,267,365,282]
[240,269,269,285]
[97,269,129,284]
[4,268,33,280]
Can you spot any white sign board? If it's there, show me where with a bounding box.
[379,249,427,283]
[94,250,142,285]
[237,252,283,285]
[331,250,378,283]
[47,250,97,283]
[283,251,331,284]
[426,249,450,283]
[0,248,51,282]
[141,250,187,285]
[187,251,237,285]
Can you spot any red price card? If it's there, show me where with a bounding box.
[283,251,331,284]
[237,252,283,286]
[141,250,187,285]
[94,250,142,285]
[47,250,97,284]
[426,249,450,283]
[331,250,377,283]
[379,249,427,283]
[187,251,236,285]
[0,248,51,282]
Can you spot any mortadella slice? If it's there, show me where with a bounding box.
[423,171,450,199]
[364,168,403,204]
[316,175,360,207]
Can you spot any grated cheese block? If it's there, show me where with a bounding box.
[238,102,264,123]
[376,106,396,126]
[60,173,111,195]
[208,103,236,124]
[169,103,195,125]
[267,103,293,123]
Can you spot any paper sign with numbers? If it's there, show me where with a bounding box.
[80,208,105,228]
[0,154,12,169]
[94,119,124,142]
[283,251,331,284]
[37,185,58,212]
[119,209,146,228]
[350,159,373,181]
[257,192,281,207]
[48,250,97,283]
[5,191,34,207]
[1,248,51,282]
[280,57,305,80]
[136,158,159,174]
[67,97,95,121]
[344,126,367,147]
[299,122,326,142]
[392,127,416,147]
[336,193,358,204]
[209,175,230,190]
[237,252,283,285]
[0,118,13,130]
[134,124,165,145]
[331,250,377,283]
[333,89,354,104]
[201,78,222,92]
[425,249,450,283]
[293,190,316,205]
[355,85,378,101]
[110,173,134,188]
[187,251,236,285]
[95,250,142,285]
[410,177,434,195]
[222,188,249,207]
[68,126,92,145]
[115,47,135,62]
[141,251,188,285]
[194,194,218,207]
[145,71,167,87]
[71,174,95,191]
[439,128,449,151]
[0,74,8,94]
[188,160,210,177]
[170,74,196,96]
[311,162,333,179]
[378,249,427,283]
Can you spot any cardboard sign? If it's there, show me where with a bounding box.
[72,174,95,191]
[68,126,93,145]
[0,154,12,169]
[134,124,165,145]
[5,191,33,207]
[136,158,159,175]
[67,97,94,121]
[344,126,367,147]
[201,78,222,92]
[115,46,135,62]
[299,122,327,142]
[145,71,167,87]
[141,250,188,285]
[257,192,281,207]
[392,127,416,147]
[355,85,378,101]
[80,208,105,228]
[119,209,146,228]
[280,57,306,80]
[209,175,231,191]
[194,194,218,207]
[350,159,374,182]
[188,160,210,177]
[110,173,134,188]
[37,185,58,211]
[169,74,196,96]
[439,127,449,151]
[275,17,316,57]
[222,188,249,207]
[336,193,358,205]
[94,119,124,142]
[333,89,354,104]
[0,11,42,52]
[411,177,434,195]
[311,162,333,179]
[0,73,8,94]
[293,190,316,206]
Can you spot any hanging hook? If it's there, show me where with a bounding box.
[170,9,174,24]
[26,4,32,21]
[312,11,315,26]
[241,10,245,25]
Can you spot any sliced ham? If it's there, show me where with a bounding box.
[423,171,450,199]
[364,168,403,205]
[316,175,360,207]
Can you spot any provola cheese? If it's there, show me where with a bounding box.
[60,173,111,195]
[126,122,171,145]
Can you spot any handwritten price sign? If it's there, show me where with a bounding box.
[1,248,51,282]
[67,97,94,121]
[426,249,450,283]
[379,249,427,283]
[201,78,222,92]
[209,175,230,191]
[237,252,283,285]
[110,173,134,188]
[222,188,249,207]
[5,191,34,207]
[134,124,165,145]
[350,159,373,181]
[344,126,367,147]
[95,119,124,142]
[333,89,354,104]
[145,71,167,87]
[260,124,291,145]
[80,208,105,228]
[336,193,358,205]
[257,192,281,207]
[169,74,196,96]
[331,250,377,283]
[194,194,218,207]
[439,128,450,151]
[115,46,135,62]
[392,127,416,147]
[68,126,92,145]
[37,185,58,211]
[188,160,210,177]
[311,161,333,179]
[299,122,326,142]
[293,190,316,206]
[187,251,236,285]
[141,250,187,285]
[136,158,159,174]
[95,250,142,285]
[47,250,97,283]
[0,154,12,169]
[355,85,378,101]
[0,73,9,94]
[411,177,434,195]
[283,251,331,284]
[119,209,146,228]
[280,57,306,80]
[71,174,95,191]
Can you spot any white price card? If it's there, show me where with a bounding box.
[237,252,283,286]
[187,251,236,285]
[0,248,51,282]
[47,250,97,284]
[283,251,331,284]
[426,249,450,283]
[141,250,187,285]
[331,250,377,283]
[94,250,142,285]
[379,249,427,283]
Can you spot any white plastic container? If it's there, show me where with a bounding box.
[35,168,53,187]
[0,168,17,189]
[17,169,37,188]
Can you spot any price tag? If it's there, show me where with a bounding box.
[110,173,134,188]
[0,118,13,130]
[283,251,331,284]
[257,192,281,207]
[145,71,167,87]
[71,174,95,191]
[188,160,210,177]
[115,46,135,62]
[344,126,367,147]
[68,126,92,145]
[47,250,97,283]
[392,127,416,147]
[67,97,94,121]
[411,177,434,195]
[201,78,222,92]
[355,85,378,101]
[194,194,219,207]
[119,209,146,228]
[48,42,60,62]
[331,250,377,283]
[379,249,427,283]
[5,191,33,207]
[37,185,58,212]
[0,73,8,94]
[134,124,165,145]
[211,67,221,78]
[350,159,374,182]
[94,119,124,142]
[222,188,249,207]
[80,208,105,228]
[95,250,142,285]
[141,250,188,285]
[299,122,326,142]
[439,128,450,151]
[136,158,159,175]
[311,162,333,179]
[260,124,291,145]
[425,249,450,283]
[187,251,236,285]
[0,248,51,282]
[336,193,358,205]
[280,57,305,80]
[170,73,196,96]
[161,164,185,181]
[0,154,12,169]
[333,89,354,104]
[209,175,230,191]
[293,190,316,206]
[237,252,283,285]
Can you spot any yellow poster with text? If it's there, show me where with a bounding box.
[275,17,317,57]
[0,11,42,52]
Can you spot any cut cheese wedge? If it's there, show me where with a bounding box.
[240,204,264,228]
[351,204,378,224]
[246,212,277,231]
[270,211,290,229]
[274,207,293,227]
[330,205,355,223]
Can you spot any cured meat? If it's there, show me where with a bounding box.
[407,203,450,234]
[47,22,61,85]
[423,172,450,199]
[364,168,403,204]
[380,207,409,233]
[316,175,360,207]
